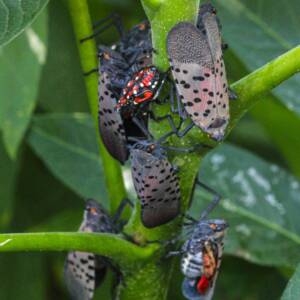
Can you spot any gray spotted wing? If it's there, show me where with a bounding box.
[64,250,102,300]
[130,149,181,228]
[198,5,230,140]
[98,67,128,164]
[167,21,229,141]
[64,200,115,299]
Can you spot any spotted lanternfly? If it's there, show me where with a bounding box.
[180,219,228,300]
[130,140,181,228]
[115,66,163,115]
[167,3,230,141]
[118,20,153,68]
[167,181,228,300]
[98,46,148,164]
[64,199,116,300]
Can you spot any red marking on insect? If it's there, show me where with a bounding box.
[115,66,160,110]
[197,243,218,294]
[197,275,210,294]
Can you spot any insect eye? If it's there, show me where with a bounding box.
[89,207,98,215]
[103,53,110,60]
[139,23,146,30]
[209,223,217,230]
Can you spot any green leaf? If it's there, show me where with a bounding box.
[0,0,48,46]
[250,96,300,178]
[225,49,300,178]
[281,263,300,300]
[0,137,19,229]
[27,113,108,204]
[0,253,47,300]
[192,144,300,268]
[0,10,47,158]
[228,116,284,166]
[13,144,83,230]
[216,0,300,115]
[37,0,88,113]
[216,256,286,300]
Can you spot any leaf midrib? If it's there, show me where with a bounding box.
[222,199,300,246]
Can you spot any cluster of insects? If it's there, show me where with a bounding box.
[64,2,234,299]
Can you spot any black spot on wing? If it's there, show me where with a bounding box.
[130,149,180,228]
[98,70,128,164]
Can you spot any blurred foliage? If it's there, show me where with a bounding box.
[0,0,300,299]
[281,263,300,300]
[0,10,47,158]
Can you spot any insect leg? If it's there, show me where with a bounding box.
[228,87,238,100]
[112,198,134,224]
[182,213,198,224]
[152,69,171,100]
[165,250,185,258]
[175,123,195,138]
[174,87,187,120]
[83,67,99,76]
[222,42,228,51]
[80,13,124,43]
[162,143,210,153]
[195,179,222,220]
[132,116,153,139]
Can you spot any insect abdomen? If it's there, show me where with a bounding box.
[181,251,203,279]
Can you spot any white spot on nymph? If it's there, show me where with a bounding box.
[25,28,46,64]
[247,167,271,192]
[126,96,129,99]
[140,83,144,87]
[133,90,137,95]
[152,85,156,88]
[265,194,285,215]
[0,239,12,247]
[235,224,251,236]
[232,171,256,207]
[135,76,139,80]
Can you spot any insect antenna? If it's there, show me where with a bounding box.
[195,179,222,220]
[80,13,124,43]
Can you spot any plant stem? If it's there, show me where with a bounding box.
[0,232,158,268]
[67,0,127,213]
[142,0,200,70]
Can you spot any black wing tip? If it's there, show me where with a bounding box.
[141,205,180,228]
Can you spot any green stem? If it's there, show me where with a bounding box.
[0,232,158,268]
[67,0,127,213]
[142,0,200,70]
